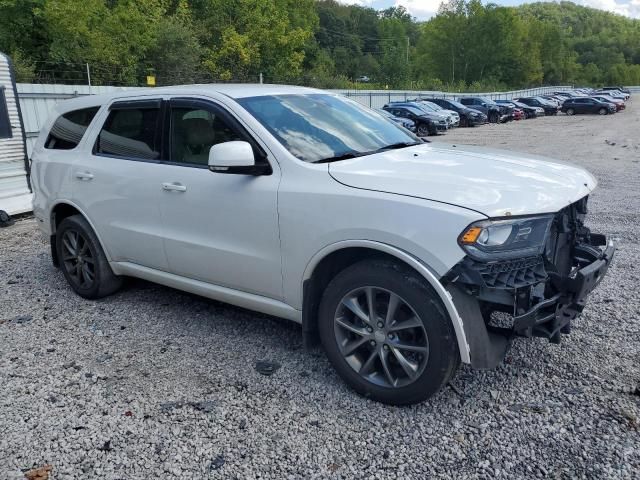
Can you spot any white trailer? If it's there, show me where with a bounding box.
[0,52,31,218]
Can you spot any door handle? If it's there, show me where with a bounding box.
[162,182,187,192]
[75,171,94,180]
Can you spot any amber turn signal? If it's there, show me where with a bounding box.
[460,226,483,244]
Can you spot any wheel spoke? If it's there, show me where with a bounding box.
[391,347,418,380]
[379,349,396,387]
[389,341,428,353]
[79,238,89,255]
[82,264,94,282]
[68,231,78,250]
[385,292,400,326]
[365,287,376,321]
[342,337,368,356]
[62,237,76,256]
[335,318,369,337]
[388,316,423,332]
[359,349,378,375]
[341,296,370,324]
[82,255,95,265]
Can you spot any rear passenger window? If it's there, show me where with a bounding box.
[96,103,160,160]
[45,106,100,149]
[0,87,11,139]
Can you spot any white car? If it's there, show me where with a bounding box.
[31,85,615,405]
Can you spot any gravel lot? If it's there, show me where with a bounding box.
[1,104,639,479]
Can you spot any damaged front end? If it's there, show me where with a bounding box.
[443,196,616,369]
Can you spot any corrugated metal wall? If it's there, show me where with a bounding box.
[0,53,31,214]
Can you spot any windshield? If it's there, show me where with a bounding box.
[421,101,441,111]
[444,99,465,109]
[238,94,420,163]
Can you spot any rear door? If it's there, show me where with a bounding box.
[71,98,169,270]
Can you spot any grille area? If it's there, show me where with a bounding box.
[455,256,547,289]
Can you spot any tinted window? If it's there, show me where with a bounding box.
[96,105,160,160]
[170,107,241,165]
[239,94,418,163]
[0,87,11,139]
[45,106,99,149]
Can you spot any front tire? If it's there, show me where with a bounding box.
[566,108,575,116]
[56,215,123,299]
[416,123,430,137]
[598,107,607,115]
[318,260,460,405]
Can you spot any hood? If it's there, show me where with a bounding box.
[328,143,596,218]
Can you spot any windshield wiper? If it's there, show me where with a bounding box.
[314,152,364,164]
[373,141,423,153]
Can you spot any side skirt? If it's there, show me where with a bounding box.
[111,261,302,323]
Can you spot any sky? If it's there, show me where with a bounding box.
[336,0,640,19]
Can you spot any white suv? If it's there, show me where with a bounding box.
[31,85,615,405]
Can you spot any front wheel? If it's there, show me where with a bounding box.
[318,260,460,405]
[416,123,430,137]
[566,108,575,116]
[56,215,123,299]
[598,107,607,115]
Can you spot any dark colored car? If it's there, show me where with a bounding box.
[590,95,625,112]
[561,97,616,116]
[458,97,502,123]
[422,98,487,127]
[377,108,417,132]
[496,100,539,119]
[386,102,450,132]
[515,97,559,116]
[382,105,438,136]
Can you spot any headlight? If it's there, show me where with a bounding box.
[458,215,553,261]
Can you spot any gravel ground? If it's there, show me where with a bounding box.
[1,104,639,479]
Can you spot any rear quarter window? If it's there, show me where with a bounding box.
[45,106,100,150]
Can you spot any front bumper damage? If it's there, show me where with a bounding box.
[443,198,616,369]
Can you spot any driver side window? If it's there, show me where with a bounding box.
[170,107,241,166]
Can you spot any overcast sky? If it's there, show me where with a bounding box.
[336,0,640,20]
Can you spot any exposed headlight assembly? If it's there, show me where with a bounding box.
[459,215,553,261]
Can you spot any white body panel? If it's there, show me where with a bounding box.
[30,84,600,366]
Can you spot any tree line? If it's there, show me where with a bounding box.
[1,0,639,90]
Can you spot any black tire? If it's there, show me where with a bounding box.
[318,259,460,405]
[56,215,123,299]
[598,107,607,115]
[489,111,499,123]
[416,123,430,137]
[566,108,575,116]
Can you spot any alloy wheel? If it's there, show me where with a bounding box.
[61,229,96,289]
[333,286,429,388]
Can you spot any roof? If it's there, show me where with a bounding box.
[54,83,326,112]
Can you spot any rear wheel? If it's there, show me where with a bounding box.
[56,215,122,299]
[566,108,575,116]
[318,260,460,405]
[416,123,430,137]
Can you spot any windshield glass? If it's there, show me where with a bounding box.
[238,94,419,163]
[443,99,465,109]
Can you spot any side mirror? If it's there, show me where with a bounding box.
[208,141,270,175]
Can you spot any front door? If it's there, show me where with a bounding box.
[158,98,283,300]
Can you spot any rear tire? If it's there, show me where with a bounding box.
[56,215,123,299]
[318,259,460,405]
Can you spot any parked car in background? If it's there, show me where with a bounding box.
[424,98,487,127]
[602,86,630,96]
[515,97,559,116]
[458,97,502,123]
[561,97,616,115]
[377,108,417,131]
[413,100,460,127]
[594,89,629,101]
[497,100,540,119]
[382,104,439,136]
[590,95,625,112]
[31,84,616,406]
[385,102,448,134]
[356,76,370,83]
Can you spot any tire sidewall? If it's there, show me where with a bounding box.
[417,123,429,136]
[56,216,112,299]
[567,108,574,116]
[318,261,459,405]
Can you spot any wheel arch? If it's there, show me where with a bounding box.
[49,200,111,266]
[301,240,471,364]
